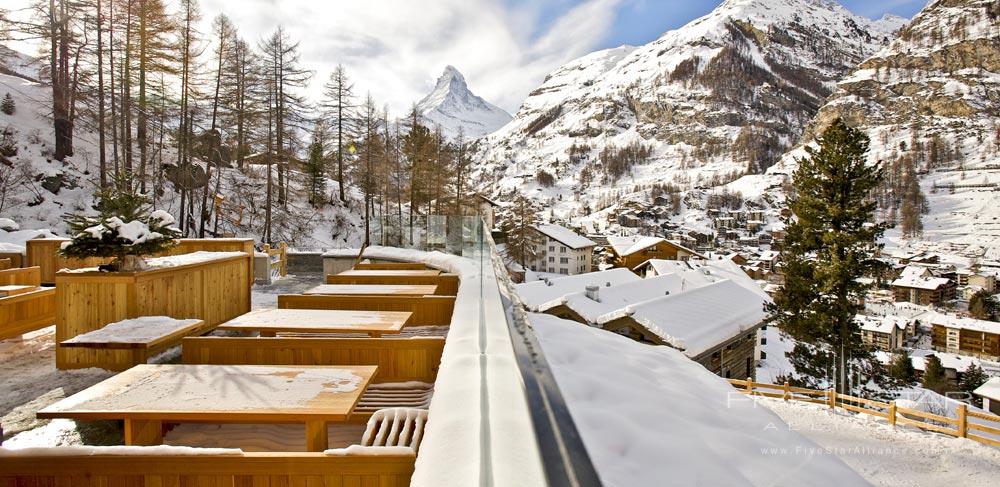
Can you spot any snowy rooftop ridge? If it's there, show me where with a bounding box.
[928,311,1000,335]
[514,268,640,310]
[597,278,770,356]
[531,223,597,250]
[891,265,951,290]
[535,274,685,323]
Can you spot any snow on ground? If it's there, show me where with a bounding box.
[531,313,870,487]
[759,397,1000,487]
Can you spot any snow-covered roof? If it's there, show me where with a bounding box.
[514,268,640,311]
[530,313,870,487]
[531,224,597,250]
[638,258,769,299]
[598,279,770,357]
[856,314,909,334]
[974,377,1000,401]
[877,349,989,373]
[606,235,666,256]
[928,312,1000,335]
[536,274,685,323]
[891,265,951,290]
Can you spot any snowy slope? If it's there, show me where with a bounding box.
[758,0,1000,257]
[474,0,904,225]
[415,66,512,140]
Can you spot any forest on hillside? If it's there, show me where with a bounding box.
[0,0,477,247]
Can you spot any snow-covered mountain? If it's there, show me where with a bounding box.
[415,66,512,140]
[475,0,905,222]
[761,0,1000,258]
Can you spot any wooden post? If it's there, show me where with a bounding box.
[783,381,790,401]
[124,419,163,446]
[305,420,329,452]
[888,400,896,427]
[827,388,835,409]
[746,377,753,396]
[957,404,967,438]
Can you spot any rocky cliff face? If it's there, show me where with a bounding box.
[475,0,904,222]
[765,0,1000,251]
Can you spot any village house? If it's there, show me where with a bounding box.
[974,378,1000,415]
[891,265,956,306]
[606,235,702,271]
[876,349,985,386]
[857,314,911,351]
[930,312,1000,361]
[528,224,597,276]
[596,279,769,379]
[956,270,997,294]
[515,268,641,312]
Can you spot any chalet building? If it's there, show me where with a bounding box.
[857,314,911,351]
[528,224,596,276]
[974,378,1000,415]
[878,349,983,386]
[596,279,769,379]
[956,271,997,294]
[606,235,702,271]
[514,268,641,312]
[930,313,1000,361]
[891,266,956,305]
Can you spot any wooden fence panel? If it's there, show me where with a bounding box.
[0,267,41,286]
[56,256,250,369]
[0,258,11,270]
[353,263,428,270]
[278,295,455,326]
[0,288,55,340]
[0,453,414,487]
[182,337,445,383]
[325,274,459,296]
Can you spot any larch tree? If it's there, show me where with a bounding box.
[198,13,236,237]
[134,0,175,193]
[321,64,356,203]
[765,118,889,395]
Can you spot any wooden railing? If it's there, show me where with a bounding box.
[0,451,415,486]
[729,378,1000,448]
[0,267,54,340]
[0,257,11,270]
[262,242,288,278]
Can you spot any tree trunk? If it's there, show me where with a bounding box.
[96,0,107,187]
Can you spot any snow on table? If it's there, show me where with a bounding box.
[60,251,247,273]
[303,284,438,296]
[218,308,411,336]
[38,364,376,420]
[61,317,202,347]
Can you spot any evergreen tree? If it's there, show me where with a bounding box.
[888,351,916,385]
[60,173,181,271]
[1,93,14,115]
[921,355,948,394]
[960,363,988,407]
[321,64,356,203]
[766,119,889,394]
[969,290,999,320]
[499,193,543,272]
[305,124,326,206]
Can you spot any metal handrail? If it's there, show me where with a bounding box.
[485,230,604,487]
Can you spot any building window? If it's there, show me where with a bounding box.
[560,246,567,253]
[560,258,569,264]
[549,246,555,252]
[548,257,555,263]
[560,268,568,275]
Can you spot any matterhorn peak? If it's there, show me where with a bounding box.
[415,65,512,140]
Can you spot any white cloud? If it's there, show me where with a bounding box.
[198,0,625,115]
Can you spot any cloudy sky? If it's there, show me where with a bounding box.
[3,0,928,115]
[196,0,926,115]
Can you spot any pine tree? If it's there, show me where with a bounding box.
[1,93,14,115]
[921,355,948,394]
[305,124,326,206]
[888,351,916,386]
[60,173,181,271]
[969,290,999,320]
[766,119,889,394]
[960,364,988,407]
[321,64,356,203]
[499,193,543,271]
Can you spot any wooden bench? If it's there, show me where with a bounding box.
[0,267,55,340]
[354,262,429,270]
[60,317,214,371]
[182,336,445,384]
[278,294,455,326]
[326,273,459,295]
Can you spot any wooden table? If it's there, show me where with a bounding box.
[218,308,412,337]
[38,364,378,451]
[303,284,438,296]
[337,269,442,277]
